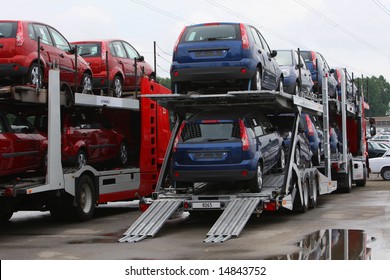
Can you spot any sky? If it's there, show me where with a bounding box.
[2,0,390,81]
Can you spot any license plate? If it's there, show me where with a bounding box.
[195,50,224,57]
[192,202,221,209]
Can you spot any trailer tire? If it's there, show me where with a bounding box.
[74,175,95,221]
[0,201,13,222]
[338,163,353,193]
[309,175,319,209]
[381,167,390,181]
[355,169,367,187]
[293,176,309,213]
[248,162,263,193]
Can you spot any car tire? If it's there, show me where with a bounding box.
[118,142,128,166]
[75,150,87,169]
[313,147,321,166]
[278,148,286,170]
[251,68,262,90]
[80,73,93,94]
[248,162,263,193]
[26,62,43,88]
[381,167,390,181]
[277,77,284,93]
[112,75,123,98]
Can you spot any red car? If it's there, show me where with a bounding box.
[0,110,47,177]
[0,20,93,96]
[32,109,129,168]
[71,39,155,97]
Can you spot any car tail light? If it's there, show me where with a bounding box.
[306,115,315,137]
[16,21,24,46]
[173,122,186,153]
[239,119,249,151]
[264,201,278,211]
[101,42,107,61]
[240,23,249,49]
[173,27,186,53]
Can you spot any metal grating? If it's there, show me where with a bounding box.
[204,197,261,243]
[119,199,183,243]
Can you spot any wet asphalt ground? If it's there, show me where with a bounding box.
[1,177,389,260]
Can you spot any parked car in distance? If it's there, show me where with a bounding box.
[30,109,129,168]
[369,149,390,180]
[371,134,390,143]
[268,114,312,168]
[301,113,323,166]
[171,22,283,94]
[300,50,337,97]
[0,109,47,177]
[376,141,390,150]
[71,39,155,98]
[367,141,387,158]
[274,49,313,95]
[171,110,284,193]
[0,20,93,96]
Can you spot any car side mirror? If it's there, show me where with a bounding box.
[329,68,335,74]
[136,56,145,62]
[270,50,277,58]
[296,63,304,69]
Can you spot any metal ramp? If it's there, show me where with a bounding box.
[119,199,182,243]
[204,197,261,243]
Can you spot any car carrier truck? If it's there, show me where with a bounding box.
[0,69,171,222]
[119,70,371,243]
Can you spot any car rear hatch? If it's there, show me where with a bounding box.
[0,21,18,58]
[174,23,243,63]
[73,41,104,73]
[174,119,244,166]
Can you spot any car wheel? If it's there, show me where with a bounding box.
[62,85,74,107]
[80,73,93,94]
[26,62,43,88]
[248,162,263,193]
[75,150,87,169]
[294,82,301,96]
[118,142,128,166]
[278,148,286,170]
[277,77,284,93]
[312,147,321,166]
[295,145,302,167]
[381,167,390,181]
[112,75,123,98]
[251,68,262,90]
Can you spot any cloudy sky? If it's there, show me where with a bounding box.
[2,0,390,81]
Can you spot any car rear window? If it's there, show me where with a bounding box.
[275,50,293,66]
[77,43,101,57]
[182,24,240,43]
[180,121,240,143]
[0,22,17,38]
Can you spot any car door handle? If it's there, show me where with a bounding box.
[258,50,262,54]
[40,46,45,51]
[118,60,123,65]
[59,53,64,58]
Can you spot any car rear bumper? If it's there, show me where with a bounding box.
[171,60,257,83]
[0,63,29,77]
[173,169,256,182]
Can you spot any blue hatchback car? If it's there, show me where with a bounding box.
[171,110,284,193]
[170,22,283,94]
[274,49,314,95]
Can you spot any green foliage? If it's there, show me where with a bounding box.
[356,75,390,117]
[157,77,171,89]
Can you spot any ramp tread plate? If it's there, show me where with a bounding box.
[119,199,182,243]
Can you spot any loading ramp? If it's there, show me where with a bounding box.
[119,199,183,243]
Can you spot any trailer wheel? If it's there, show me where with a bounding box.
[249,162,263,193]
[355,168,367,187]
[338,163,353,193]
[0,202,13,222]
[74,175,95,221]
[309,175,319,209]
[381,167,390,181]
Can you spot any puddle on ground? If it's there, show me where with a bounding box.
[268,229,376,260]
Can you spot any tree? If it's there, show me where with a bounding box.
[356,75,390,117]
[157,77,171,89]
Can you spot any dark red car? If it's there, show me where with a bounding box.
[0,20,93,96]
[31,109,129,169]
[71,39,155,97]
[0,110,47,177]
